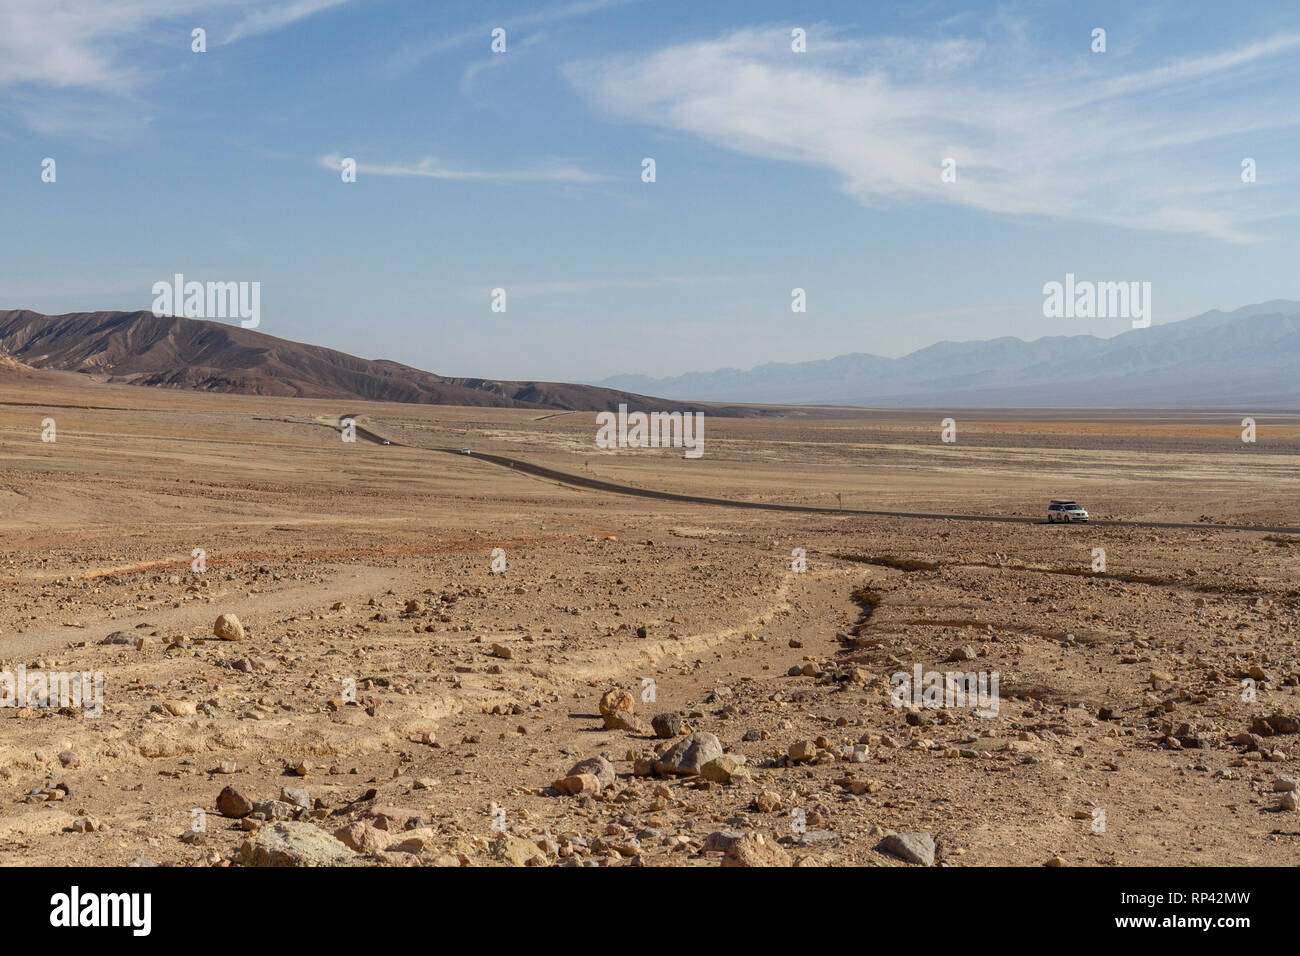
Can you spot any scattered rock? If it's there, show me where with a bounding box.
[603,711,652,734]
[651,713,683,738]
[599,689,635,716]
[568,755,616,791]
[877,832,936,866]
[252,799,298,822]
[366,806,427,831]
[700,755,749,784]
[722,833,791,867]
[333,821,387,853]
[654,733,724,776]
[553,773,602,796]
[1253,714,1300,737]
[216,785,254,819]
[214,614,246,642]
[702,830,745,851]
[788,740,817,763]
[280,787,312,810]
[386,827,438,854]
[240,821,357,866]
[489,833,546,867]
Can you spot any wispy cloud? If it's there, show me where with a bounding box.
[460,30,549,90]
[565,24,1300,242]
[385,0,644,77]
[0,0,361,136]
[223,0,356,44]
[320,152,605,184]
[0,0,358,90]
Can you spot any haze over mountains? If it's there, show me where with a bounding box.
[0,309,731,414]
[4,303,1298,412]
[602,302,1300,408]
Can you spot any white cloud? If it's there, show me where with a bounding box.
[0,0,358,136]
[223,0,355,44]
[320,152,605,184]
[0,0,357,91]
[384,0,644,76]
[565,25,1300,242]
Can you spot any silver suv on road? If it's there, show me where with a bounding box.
[1047,499,1089,523]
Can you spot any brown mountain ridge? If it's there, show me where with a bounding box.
[0,310,754,415]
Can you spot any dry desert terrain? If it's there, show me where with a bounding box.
[1,369,1298,867]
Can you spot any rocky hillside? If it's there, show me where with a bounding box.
[0,310,735,414]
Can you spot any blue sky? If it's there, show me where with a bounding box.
[3,0,1299,381]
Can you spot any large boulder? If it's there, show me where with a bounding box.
[651,713,683,738]
[333,821,387,853]
[654,733,723,776]
[567,755,616,791]
[877,832,936,866]
[552,773,601,797]
[216,785,253,819]
[700,755,749,784]
[214,614,246,642]
[239,822,358,867]
[603,711,652,734]
[489,834,546,866]
[599,689,635,716]
[723,833,792,867]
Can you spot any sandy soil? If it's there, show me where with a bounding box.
[1,371,1298,867]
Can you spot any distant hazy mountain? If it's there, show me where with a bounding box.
[0,309,746,414]
[600,301,1300,407]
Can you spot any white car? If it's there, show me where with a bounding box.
[1047,499,1089,523]
[460,448,472,455]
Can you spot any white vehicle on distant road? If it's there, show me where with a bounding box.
[1047,499,1089,523]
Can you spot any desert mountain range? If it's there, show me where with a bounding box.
[601,301,1300,408]
[5,302,1298,411]
[0,309,733,414]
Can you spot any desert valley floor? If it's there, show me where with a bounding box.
[1,369,1299,867]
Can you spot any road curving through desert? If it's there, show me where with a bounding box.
[434,450,1300,535]
[319,414,1300,535]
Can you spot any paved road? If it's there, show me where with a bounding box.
[430,447,1300,536]
[330,417,1298,535]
